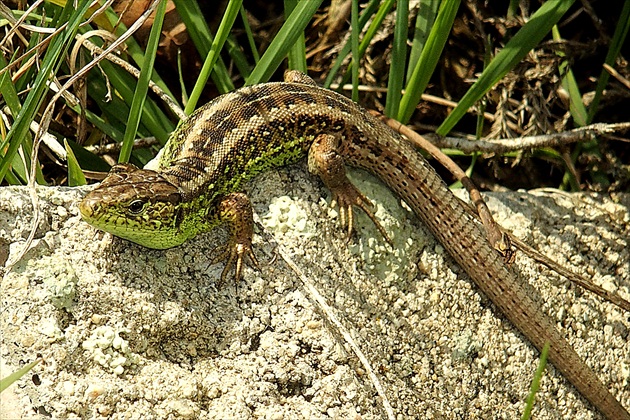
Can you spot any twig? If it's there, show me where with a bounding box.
[0,0,39,48]
[0,1,65,81]
[252,213,396,420]
[84,136,160,156]
[377,113,630,312]
[508,233,630,312]
[424,122,630,154]
[374,112,513,261]
[603,63,630,91]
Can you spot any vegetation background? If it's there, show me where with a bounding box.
[0,0,628,194]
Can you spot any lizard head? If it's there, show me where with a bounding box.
[79,163,187,249]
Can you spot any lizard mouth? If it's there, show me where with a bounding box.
[79,195,98,221]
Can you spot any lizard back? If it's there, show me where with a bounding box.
[157,82,379,201]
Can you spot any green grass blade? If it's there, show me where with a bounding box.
[0,52,22,117]
[240,4,260,63]
[246,0,324,85]
[0,51,30,184]
[69,14,174,143]
[65,139,87,186]
[586,2,630,123]
[0,359,41,393]
[64,138,111,172]
[384,0,408,118]
[13,134,45,185]
[508,0,519,19]
[323,0,386,89]
[552,25,587,127]
[521,341,550,420]
[285,0,307,72]
[0,0,93,183]
[185,0,242,115]
[398,0,460,124]
[73,75,126,144]
[119,0,168,163]
[177,50,189,104]
[4,150,27,185]
[559,147,582,191]
[3,171,20,185]
[406,0,440,83]
[102,8,177,105]
[436,0,576,136]
[350,0,360,102]
[172,0,235,94]
[226,35,254,78]
[96,61,172,142]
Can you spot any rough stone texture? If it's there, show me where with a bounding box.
[1,164,629,419]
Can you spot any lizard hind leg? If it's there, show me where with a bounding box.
[283,69,318,85]
[211,192,260,285]
[308,133,393,246]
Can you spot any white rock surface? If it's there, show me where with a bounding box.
[1,164,629,419]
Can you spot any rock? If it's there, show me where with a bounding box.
[1,169,628,419]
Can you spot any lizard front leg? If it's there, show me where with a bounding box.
[211,192,260,284]
[308,133,392,245]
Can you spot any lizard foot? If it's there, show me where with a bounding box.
[330,181,393,246]
[210,241,260,286]
[309,133,393,245]
[213,192,259,285]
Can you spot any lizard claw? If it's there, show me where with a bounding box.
[308,133,393,246]
[331,182,393,246]
[212,192,259,285]
[211,241,260,286]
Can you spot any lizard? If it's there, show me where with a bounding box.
[79,71,629,418]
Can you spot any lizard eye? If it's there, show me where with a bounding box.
[128,199,146,214]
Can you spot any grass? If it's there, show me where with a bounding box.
[0,1,625,191]
[0,358,41,394]
[522,342,550,420]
